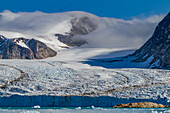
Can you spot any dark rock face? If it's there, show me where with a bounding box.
[55,34,87,47]
[0,36,57,59]
[55,16,97,47]
[131,12,170,69]
[70,17,97,35]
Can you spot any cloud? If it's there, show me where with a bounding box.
[82,14,165,48]
[0,10,165,49]
[0,10,74,35]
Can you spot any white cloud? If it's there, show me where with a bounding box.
[82,14,165,48]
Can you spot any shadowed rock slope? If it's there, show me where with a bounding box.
[130,12,170,69]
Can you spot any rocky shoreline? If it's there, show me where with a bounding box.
[113,102,170,108]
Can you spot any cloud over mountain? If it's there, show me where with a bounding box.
[0,10,165,48]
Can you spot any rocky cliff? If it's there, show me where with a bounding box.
[0,35,57,59]
[131,12,170,69]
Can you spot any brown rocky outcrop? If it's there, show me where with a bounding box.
[0,36,57,59]
[113,102,169,108]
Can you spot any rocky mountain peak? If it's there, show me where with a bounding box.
[56,16,97,47]
[0,35,57,59]
[70,16,97,35]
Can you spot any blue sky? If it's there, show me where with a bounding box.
[1,0,170,19]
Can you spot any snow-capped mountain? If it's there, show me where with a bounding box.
[0,35,57,59]
[0,10,164,49]
[55,16,97,46]
[130,12,170,69]
[0,10,168,67]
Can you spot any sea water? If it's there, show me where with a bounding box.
[0,107,169,113]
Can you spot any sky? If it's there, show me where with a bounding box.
[0,0,170,19]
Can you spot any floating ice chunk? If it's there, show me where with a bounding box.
[152,111,158,113]
[33,105,40,109]
[76,107,81,110]
[91,105,95,109]
[165,110,170,113]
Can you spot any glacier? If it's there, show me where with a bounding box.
[0,50,169,106]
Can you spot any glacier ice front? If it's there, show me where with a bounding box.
[0,95,169,107]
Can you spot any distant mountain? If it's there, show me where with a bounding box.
[0,35,57,59]
[130,12,170,69]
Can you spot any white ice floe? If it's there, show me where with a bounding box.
[33,105,41,109]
